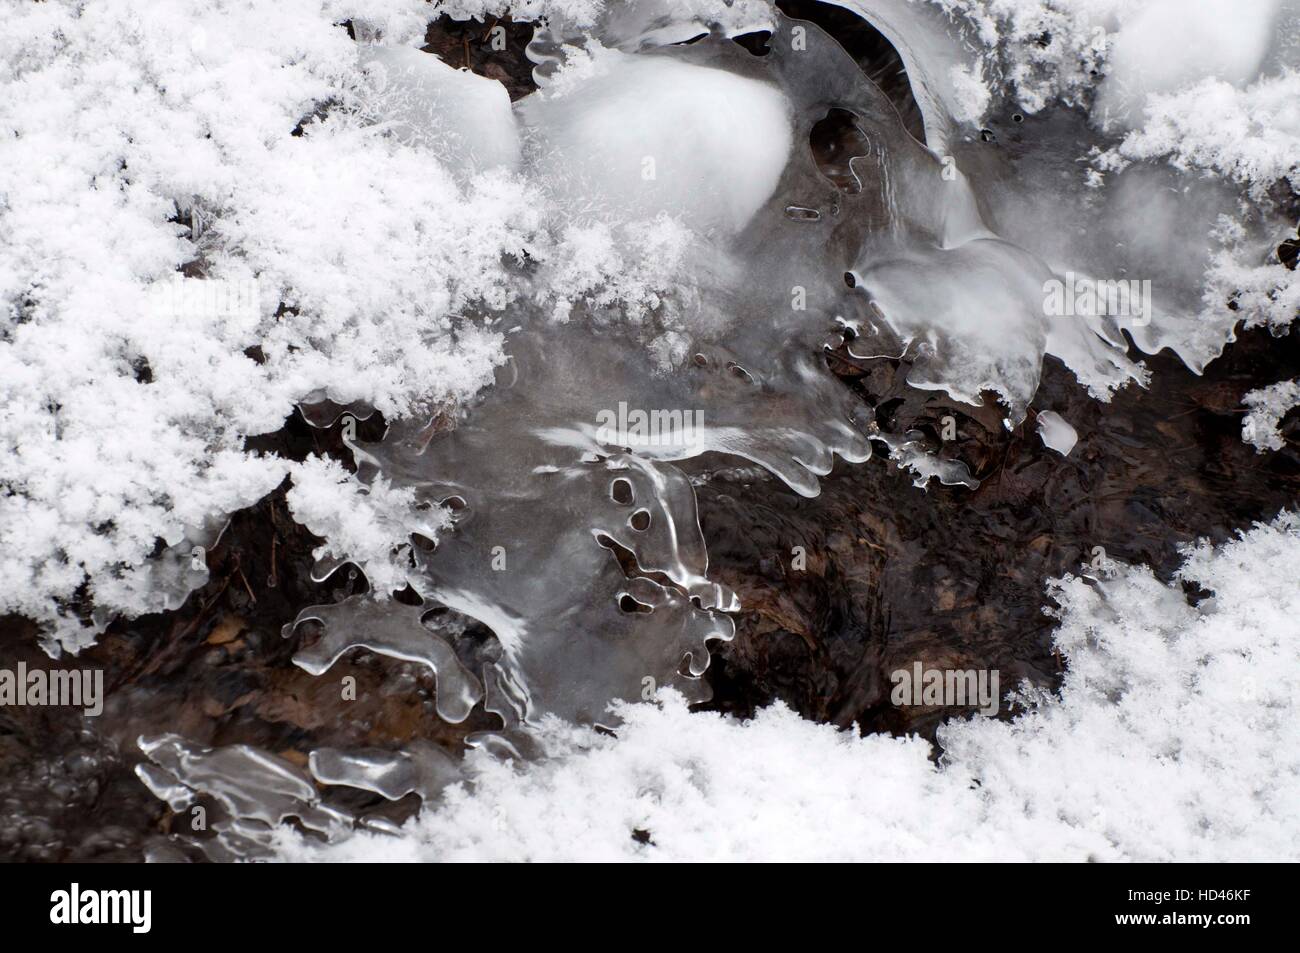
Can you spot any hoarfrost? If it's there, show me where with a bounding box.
[1243,378,1300,452]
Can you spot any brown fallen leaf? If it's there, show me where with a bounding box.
[205,615,246,646]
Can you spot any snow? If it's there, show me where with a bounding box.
[270,513,1300,862]
[1096,72,1300,197]
[947,62,992,124]
[5,0,1286,861]
[357,45,521,175]
[0,1,543,648]
[436,0,778,45]
[1202,222,1300,341]
[1243,378,1300,452]
[433,0,606,29]
[926,0,1132,114]
[283,455,450,598]
[932,0,1299,194]
[538,213,696,325]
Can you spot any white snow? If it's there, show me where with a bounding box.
[927,0,1132,114]
[283,455,450,596]
[1202,222,1300,341]
[1243,378,1300,452]
[438,0,778,40]
[433,0,605,29]
[538,213,696,324]
[947,62,992,124]
[357,45,521,175]
[933,0,1299,194]
[1097,72,1300,197]
[274,513,1300,862]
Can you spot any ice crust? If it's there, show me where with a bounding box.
[1035,409,1077,456]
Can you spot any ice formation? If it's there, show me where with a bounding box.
[166,513,1300,862]
[5,0,1294,647]
[273,0,1294,744]
[3,0,1297,860]
[1035,410,1077,455]
[1243,378,1300,452]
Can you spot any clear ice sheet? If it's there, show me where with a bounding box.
[136,735,354,861]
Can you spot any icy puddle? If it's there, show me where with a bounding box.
[132,1,1297,859]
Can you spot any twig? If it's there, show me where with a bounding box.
[235,564,257,605]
